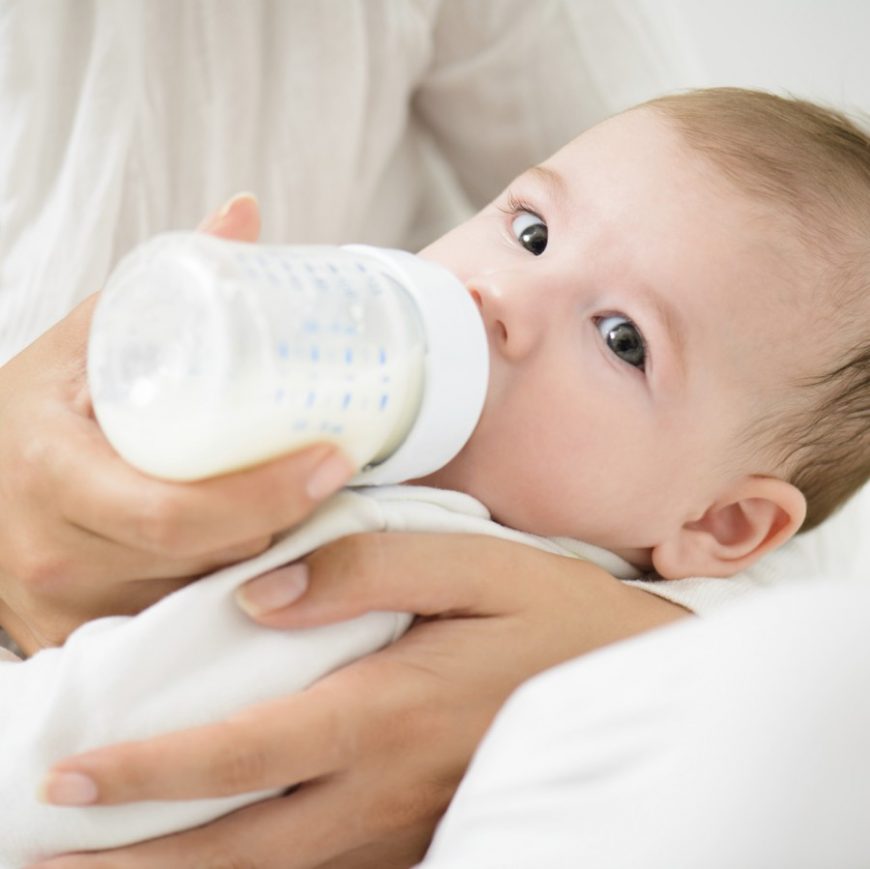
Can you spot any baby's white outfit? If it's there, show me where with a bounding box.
[1,484,642,866]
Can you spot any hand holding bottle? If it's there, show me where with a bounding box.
[0,196,355,655]
[88,233,487,485]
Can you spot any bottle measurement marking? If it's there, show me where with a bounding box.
[92,237,442,481]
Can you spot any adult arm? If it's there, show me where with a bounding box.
[0,198,354,655]
[38,533,688,869]
[0,493,408,867]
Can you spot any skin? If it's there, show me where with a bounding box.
[416,107,813,577]
[30,109,830,866]
[34,535,687,869]
[0,197,357,657]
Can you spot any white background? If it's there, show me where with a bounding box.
[643,0,870,109]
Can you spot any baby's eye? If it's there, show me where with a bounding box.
[511,211,548,256]
[596,315,646,371]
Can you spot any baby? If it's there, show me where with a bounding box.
[417,86,870,578]
[4,88,870,862]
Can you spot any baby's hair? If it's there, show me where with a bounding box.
[645,88,870,531]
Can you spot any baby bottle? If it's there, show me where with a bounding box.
[87,232,488,485]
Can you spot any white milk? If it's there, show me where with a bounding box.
[88,234,488,484]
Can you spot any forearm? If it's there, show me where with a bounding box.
[573,575,692,652]
[1,491,412,864]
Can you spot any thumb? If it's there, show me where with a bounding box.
[198,192,261,242]
[234,532,563,629]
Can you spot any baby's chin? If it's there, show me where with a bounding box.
[408,447,469,491]
[408,466,460,494]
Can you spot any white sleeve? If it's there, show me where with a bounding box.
[0,492,410,866]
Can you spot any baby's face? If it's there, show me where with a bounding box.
[416,108,823,565]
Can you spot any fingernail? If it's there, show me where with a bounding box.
[236,564,309,616]
[306,451,355,501]
[198,191,258,230]
[39,771,98,806]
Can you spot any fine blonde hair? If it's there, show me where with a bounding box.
[647,88,870,531]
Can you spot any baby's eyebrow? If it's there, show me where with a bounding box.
[524,164,568,206]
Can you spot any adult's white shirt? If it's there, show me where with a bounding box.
[0,0,683,365]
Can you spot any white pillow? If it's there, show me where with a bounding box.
[422,575,870,869]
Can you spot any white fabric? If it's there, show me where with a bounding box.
[0,484,636,866]
[0,0,683,366]
[421,576,870,869]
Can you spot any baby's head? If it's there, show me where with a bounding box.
[417,88,870,579]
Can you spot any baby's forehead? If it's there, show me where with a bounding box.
[548,108,855,349]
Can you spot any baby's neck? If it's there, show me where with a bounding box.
[408,476,656,574]
[609,545,655,574]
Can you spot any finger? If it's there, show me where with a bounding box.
[68,530,272,617]
[30,782,371,869]
[42,665,379,805]
[54,429,355,559]
[37,514,273,589]
[87,529,274,584]
[238,532,601,628]
[197,191,262,242]
[6,527,271,650]
[148,532,275,578]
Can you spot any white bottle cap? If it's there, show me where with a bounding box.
[345,246,489,486]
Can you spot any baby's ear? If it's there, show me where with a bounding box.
[651,476,806,580]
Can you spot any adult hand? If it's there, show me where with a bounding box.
[38,533,689,868]
[0,195,355,655]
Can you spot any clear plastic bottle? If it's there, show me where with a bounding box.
[87,232,488,484]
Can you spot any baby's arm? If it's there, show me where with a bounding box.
[0,490,409,866]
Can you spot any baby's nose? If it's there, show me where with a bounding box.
[466,275,542,361]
